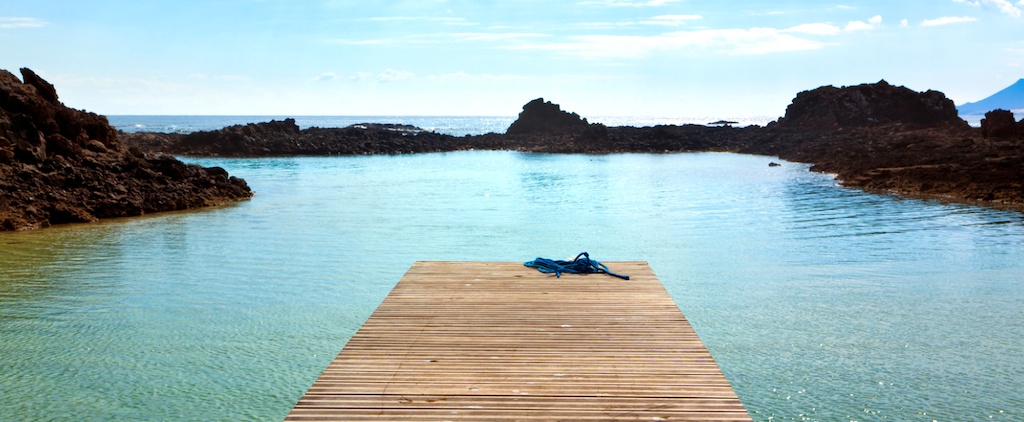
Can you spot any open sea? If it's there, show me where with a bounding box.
[2,116,1023,421]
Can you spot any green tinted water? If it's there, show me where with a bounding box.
[2,151,1022,421]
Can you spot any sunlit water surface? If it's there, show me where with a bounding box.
[2,151,1022,421]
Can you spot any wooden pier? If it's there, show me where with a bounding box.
[286,261,751,421]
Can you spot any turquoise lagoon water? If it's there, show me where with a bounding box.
[2,151,1023,421]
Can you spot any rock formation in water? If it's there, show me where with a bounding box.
[119,118,474,156]
[118,82,1024,207]
[981,109,1024,139]
[774,80,966,130]
[0,68,253,231]
[505,98,591,135]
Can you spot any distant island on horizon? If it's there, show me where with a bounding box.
[957,78,1024,115]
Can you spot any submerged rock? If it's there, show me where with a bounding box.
[0,67,253,231]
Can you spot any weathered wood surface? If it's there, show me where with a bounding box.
[286,261,751,421]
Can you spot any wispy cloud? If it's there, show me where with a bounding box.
[834,5,856,10]
[953,0,1022,18]
[345,32,551,45]
[366,16,470,24]
[845,15,882,31]
[309,72,338,82]
[350,72,372,81]
[377,69,415,82]
[330,39,390,45]
[0,17,48,29]
[422,71,527,81]
[571,21,638,28]
[578,0,684,6]
[511,28,827,58]
[448,32,550,41]
[782,23,842,35]
[640,15,703,26]
[187,73,246,82]
[922,16,979,26]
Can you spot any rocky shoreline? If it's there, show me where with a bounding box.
[3,67,1021,233]
[1,68,253,231]
[120,81,1024,207]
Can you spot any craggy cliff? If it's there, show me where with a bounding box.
[0,68,252,231]
[117,80,1024,207]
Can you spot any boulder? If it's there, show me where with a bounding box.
[981,109,1022,138]
[506,98,590,135]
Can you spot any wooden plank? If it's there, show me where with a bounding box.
[286,261,751,421]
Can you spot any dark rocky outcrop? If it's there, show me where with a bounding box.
[120,119,470,156]
[775,80,965,130]
[981,109,1024,139]
[1,68,252,231]
[506,98,591,135]
[119,84,1024,208]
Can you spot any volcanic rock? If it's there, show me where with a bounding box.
[981,109,1023,139]
[119,82,1024,207]
[1,67,252,231]
[506,98,590,135]
[776,80,966,130]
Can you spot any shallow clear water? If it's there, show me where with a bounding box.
[2,151,1023,421]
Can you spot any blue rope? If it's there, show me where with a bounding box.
[524,252,629,280]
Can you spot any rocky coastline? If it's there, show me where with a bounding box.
[1,68,253,231]
[120,80,1024,207]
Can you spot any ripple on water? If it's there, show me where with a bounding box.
[1,151,1023,421]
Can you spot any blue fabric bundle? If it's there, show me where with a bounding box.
[523,252,629,280]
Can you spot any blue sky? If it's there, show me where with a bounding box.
[2,0,1022,117]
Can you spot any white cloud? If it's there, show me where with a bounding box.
[782,23,842,35]
[869,15,883,24]
[571,22,638,28]
[367,17,468,23]
[331,39,388,45]
[422,71,527,81]
[511,28,827,58]
[377,69,415,82]
[640,15,703,26]
[309,72,338,82]
[835,5,856,10]
[922,16,979,26]
[845,20,875,30]
[901,19,909,27]
[953,0,1022,18]
[0,17,48,28]
[577,0,684,6]
[350,72,372,81]
[449,32,550,41]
